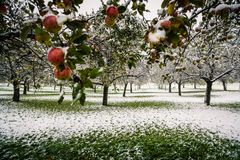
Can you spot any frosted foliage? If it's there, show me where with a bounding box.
[215,4,229,11]
[57,14,74,25]
[213,3,240,12]
[148,30,166,43]
[157,9,164,15]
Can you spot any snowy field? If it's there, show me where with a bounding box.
[0,83,240,141]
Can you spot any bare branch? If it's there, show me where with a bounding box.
[92,82,104,86]
[100,0,106,7]
[200,76,210,82]
[189,1,219,22]
[124,0,132,7]
[110,74,144,85]
[211,68,234,83]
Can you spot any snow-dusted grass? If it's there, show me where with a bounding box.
[0,99,240,141]
[0,83,240,159]
[1,127,240,160]
[214,103,240,109]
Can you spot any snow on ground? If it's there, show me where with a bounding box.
[86,89,240,104]
[12,87,239,104]
[1,82,238,104]
[0,83,240,141]
[0,102,240,141]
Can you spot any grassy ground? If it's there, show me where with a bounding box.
[0,126,239,160]
[213,103,240,109]
[17,99,100,112]
[109,101,172,108]
[11,99,172,112]
[1,85,240,159]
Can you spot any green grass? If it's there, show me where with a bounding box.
[110,101,172,108]
[182,94,217,98]
[2,96,239,113]
[127,95,154,98]
[17,99,100,112]
[21,93,60,97]
[16,100,173,112]
[171,90,205,94]
[0,127,239,160]
[213,103,240,109]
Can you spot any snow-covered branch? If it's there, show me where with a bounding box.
[211,68,234,83]
[110,74,144,85]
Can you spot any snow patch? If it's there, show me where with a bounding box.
[215,4,229,12]
[57,13,74,25]
[157,9,164,15]
[213,3,240,12]
[148,30,166,43]
[0,102,240,141]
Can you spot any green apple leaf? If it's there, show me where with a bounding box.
[89,68,102,79]
[118,6,126,13]
[161,0,171,8]
[77,44,91,55]
[73,34,88,44]
[84,79,93,88]
[65,20,87,30]
[20,25,32,40]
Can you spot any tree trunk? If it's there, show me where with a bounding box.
[178,81,182,96]
[158,83,163,89]
[13,80,20,102]
[93,85,97,93]
[123,82,128,97]
[113,82,117,93]
[23,78,27,95]
[54,84,56,90]
[102,85,109,106]
[23,83,27,95]
[27,83,30,92]
[168,82,172,93]
[60,84,62,93]
[194,81,197,89]
[130,82,133,93]
[222,79,227,91]
[138,84,141,90]
[204,81,213,106]
[239,81,240,92]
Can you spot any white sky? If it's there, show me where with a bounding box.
[79,0,163,20]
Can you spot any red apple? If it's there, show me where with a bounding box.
[105,16,115,27]
[48,48,65,65]
[54,66,72,80]
[106,6,119,19]
[160,20,172,29]
[0,4,7,14]
[43,15,61,33]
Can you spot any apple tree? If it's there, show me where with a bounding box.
[87,8,146,105]
[0,0,52,101]
[14,0,151,105]
[185,27,239,105]
[145,0,239,105]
